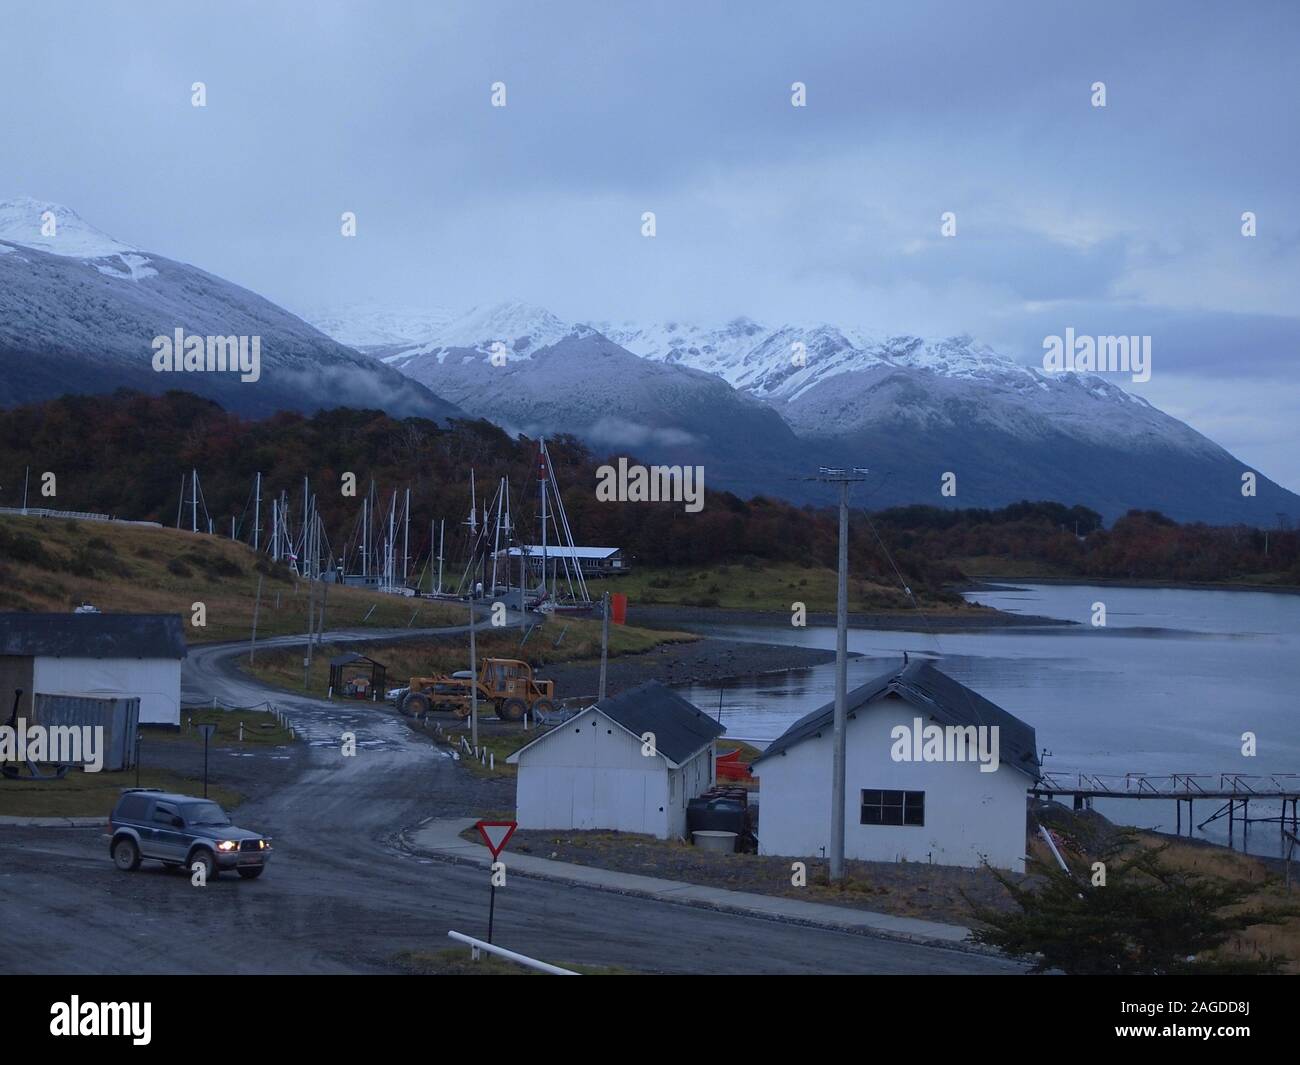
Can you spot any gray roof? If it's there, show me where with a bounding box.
[329,652,384,667]
[0,613,188,660]
[511,680,724,766]
[593,681,725,764]
[751,658,1040,781]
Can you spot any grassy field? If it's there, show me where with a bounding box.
[0,766,242,819]
[0,707,289,817]
[615,563,983,614]
[157,707,294,748]
[0,514,462,642]
[241,615,698,700]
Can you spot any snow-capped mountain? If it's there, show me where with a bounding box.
[371,302,1300,522]
[297,302,455,349]
[374,300,578,365]
[0,198,461,422]
[370,302,806,498]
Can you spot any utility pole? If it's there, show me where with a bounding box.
[468,598,479,750]
[21,465,29,514]
[191,469,198,533]
[253,472,261,552]
[598,591,610,702]
[249,573,263,664]
[303,576,316,689]
[812,466,868,882]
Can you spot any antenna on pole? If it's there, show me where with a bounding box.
[808,465,868,883]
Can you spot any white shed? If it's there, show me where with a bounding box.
[0,613,187,727]
[751,659,1040,871]
[508,680,724,839]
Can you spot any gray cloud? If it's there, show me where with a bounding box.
[2,0,1297,488]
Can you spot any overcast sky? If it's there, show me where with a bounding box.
[4,0,1299,490]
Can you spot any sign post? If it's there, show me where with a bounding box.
[475,820,517,944]
[198,723,218,798]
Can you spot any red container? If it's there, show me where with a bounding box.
[610,592,627,625]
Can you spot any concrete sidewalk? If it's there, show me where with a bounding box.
[406,818,976,947]
[0,816,103,828]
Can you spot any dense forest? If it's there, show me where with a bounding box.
[1,391,1296,588]
[874,502,1300,583]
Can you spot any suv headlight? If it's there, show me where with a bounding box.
[258,839,269,850]
[216,840,238,852]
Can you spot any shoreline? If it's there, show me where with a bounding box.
[539,638,845,701]
[625,603,1073,632]
[962,573,1300,596]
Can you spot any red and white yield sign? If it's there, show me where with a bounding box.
[475,820,517,860]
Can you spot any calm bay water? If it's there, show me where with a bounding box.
[672,583,1300,855]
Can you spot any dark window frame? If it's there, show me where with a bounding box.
[152,802,181,825]
[859,789,925,827]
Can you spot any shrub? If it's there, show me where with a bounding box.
[0,527,56,569]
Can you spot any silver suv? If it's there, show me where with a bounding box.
[107,789,272,880]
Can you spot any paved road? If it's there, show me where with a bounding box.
[1,622,1027,975]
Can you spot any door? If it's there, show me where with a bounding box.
[149,802,186,861]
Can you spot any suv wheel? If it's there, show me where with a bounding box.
[112,836,141,871]
[188,849,216,881]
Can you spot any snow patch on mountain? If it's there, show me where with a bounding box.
[300,302,455,348]
[0,196,157,281]
[382,300,593,368]
[0,197,138,258]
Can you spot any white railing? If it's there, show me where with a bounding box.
[0,506,161,528]
[447,930,579,975]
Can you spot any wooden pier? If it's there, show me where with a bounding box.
[1031,772,1300,850]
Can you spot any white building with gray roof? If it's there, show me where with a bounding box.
[751,658,1040,871]
[508,680,724,839]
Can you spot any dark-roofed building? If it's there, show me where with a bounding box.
[751,658,1040,871]
[0,613,187,726]
[508,680,725,839]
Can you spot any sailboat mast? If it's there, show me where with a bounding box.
[539,444,548,599]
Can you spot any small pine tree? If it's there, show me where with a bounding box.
[968,841,1295,974]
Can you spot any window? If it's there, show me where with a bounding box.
[116,795,150,821]
[152,803,179,825]
[860,789,924,827]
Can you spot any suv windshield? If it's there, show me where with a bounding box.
[182,801,231,827]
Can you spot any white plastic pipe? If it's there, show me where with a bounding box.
[447,930,578,975]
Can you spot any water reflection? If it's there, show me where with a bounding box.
[672,583,1300,856]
